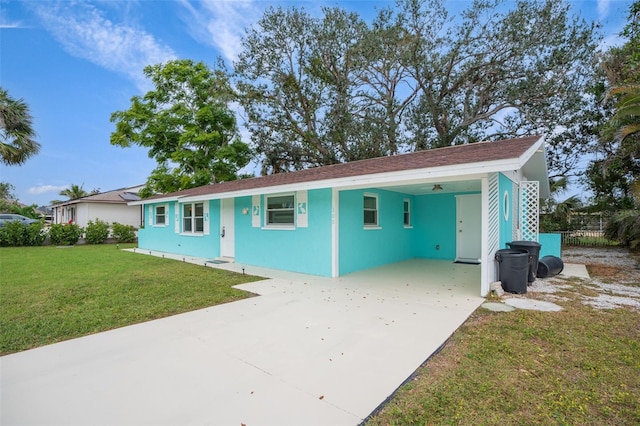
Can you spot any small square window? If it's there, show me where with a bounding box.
[364,194,378,227]
[266,194,295,226]
[155,205,166,225]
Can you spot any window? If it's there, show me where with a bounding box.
[155,205,166,225]
[183,203,204,233]
[266,194,295,226]
[403,199,411,227]
[503,191,510,221]
[364,194,378,227]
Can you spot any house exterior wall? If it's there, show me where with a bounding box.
[86,203,141,228]
[53,203,141,228]
[499,172,516,248]
[138,200,220,259]
[539,233,561,257]
[75,204,88,227]
[339,189,414,275]
[234,189,333,276]
[412,193,458,260]
[136,179,531,286]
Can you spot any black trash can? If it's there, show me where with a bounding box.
[495,249,530,294]
[507,240,542,283]
[537,255,564,278]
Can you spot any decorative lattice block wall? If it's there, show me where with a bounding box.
[519,181,539,241]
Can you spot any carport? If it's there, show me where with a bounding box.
[1,254,483,425]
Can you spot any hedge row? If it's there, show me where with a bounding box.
[0,221,137,247]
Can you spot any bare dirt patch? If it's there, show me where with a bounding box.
[587,264,639,282]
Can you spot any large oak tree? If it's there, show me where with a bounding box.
[233,0,599,180]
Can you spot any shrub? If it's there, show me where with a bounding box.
[49,223,83,246]
[0,221,46,247]
[85,219,110,244]
[25,222,47,246]
[605,209,640,251]
[111,222,136,243]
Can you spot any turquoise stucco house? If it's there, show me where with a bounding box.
[130,136,556,296]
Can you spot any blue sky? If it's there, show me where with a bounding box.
[0,0,633,207]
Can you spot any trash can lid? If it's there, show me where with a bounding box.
[495,249,529,259]
[508,240,541,247]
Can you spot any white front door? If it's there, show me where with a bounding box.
[456,194,481,263]
[220,198,235,258]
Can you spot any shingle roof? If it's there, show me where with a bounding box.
[55,186,143,207]
[147,136,542,201]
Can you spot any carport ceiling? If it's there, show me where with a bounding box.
[387,180,481,195]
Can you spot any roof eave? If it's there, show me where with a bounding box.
[128,196,180,206]
[151,157,524,204]
[518,136,551,198]
[133,137,549,205]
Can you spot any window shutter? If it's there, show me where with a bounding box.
[174,202,180,233]
[203,201,210,235]
[252,195,260,227]
[148,205,153,226]
[297,190,308,228]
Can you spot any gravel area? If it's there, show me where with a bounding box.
[523,246,640,311]
[561,246,640,270]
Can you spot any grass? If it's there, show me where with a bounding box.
[3,245,638,424]
[367,277,640,424]
[0,244,262,355]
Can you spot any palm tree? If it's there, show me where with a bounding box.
[59,184,89,200]
[602,84,640,249]
[0,88,40,165]
[605,83,640,142]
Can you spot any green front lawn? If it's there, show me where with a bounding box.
[0,244,262,355]
[367,278,640,425]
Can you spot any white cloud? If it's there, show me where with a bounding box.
[0,21,22,29]
[31,2,176,92]
[28,184,69,195]
[597,0,611,20]
[178,0,260,63]
[599,32,625,50]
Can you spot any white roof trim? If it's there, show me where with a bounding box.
[128,196,180,206]
[177,158,521,204]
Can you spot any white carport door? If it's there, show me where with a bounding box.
[456,194,481,263]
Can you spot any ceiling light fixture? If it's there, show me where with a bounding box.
[432,184,443,191]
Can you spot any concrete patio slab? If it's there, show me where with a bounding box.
[1,257,484,425]
[504,298,563,312]
[560,263,590,279]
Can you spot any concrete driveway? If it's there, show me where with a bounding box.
[1,258,483,425]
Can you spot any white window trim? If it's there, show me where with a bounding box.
[153,204,169,227]
[263,192,296,229]
[364,192,380,229]
[403,198,413,229]
[181,202,205,235]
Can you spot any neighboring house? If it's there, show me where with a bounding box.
[52,185,144,229]
[131,136,555,296]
